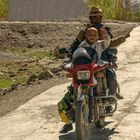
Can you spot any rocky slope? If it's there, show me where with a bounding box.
[0,20,138,116]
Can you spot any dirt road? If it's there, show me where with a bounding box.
[0,26,140,140]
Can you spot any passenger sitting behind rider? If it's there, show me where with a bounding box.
[78,26,111,59]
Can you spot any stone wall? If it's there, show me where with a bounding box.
[8,0,88,21]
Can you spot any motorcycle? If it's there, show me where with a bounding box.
[62,47,117,140]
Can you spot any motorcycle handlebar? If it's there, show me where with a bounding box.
[59,48,71,55]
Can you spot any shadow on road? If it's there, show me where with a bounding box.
[59,132,76,140]
[59,121,119,140]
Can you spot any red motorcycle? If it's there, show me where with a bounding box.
[63,47,117,140]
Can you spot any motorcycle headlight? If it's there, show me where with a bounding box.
[77,70,90,80]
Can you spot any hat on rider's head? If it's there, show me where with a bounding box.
[88,6,102,17]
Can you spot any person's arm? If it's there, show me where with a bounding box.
[68,38,81,55]
[68,29,86,54]
[54,29,86,58]
[102,36,111,49]
[109,29,132,48]
[99,26,111,49]
[104,26,113,39]
[109,35,125,48]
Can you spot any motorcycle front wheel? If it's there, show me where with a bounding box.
[75,98,91,140]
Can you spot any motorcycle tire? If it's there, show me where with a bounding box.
[75,98,91,140]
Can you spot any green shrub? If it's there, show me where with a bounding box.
[0,0,8,20]
[0,78,14,89]
[88,0,140,21]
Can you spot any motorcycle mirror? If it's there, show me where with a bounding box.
[97,60,108,67]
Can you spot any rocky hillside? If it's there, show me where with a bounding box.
[0,20,137,94]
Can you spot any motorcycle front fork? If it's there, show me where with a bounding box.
[88,87,94,123]
[73,86,97,124]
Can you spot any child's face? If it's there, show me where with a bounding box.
[86,29,99,44]
[99,28,108,40]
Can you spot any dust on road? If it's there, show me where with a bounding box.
[0,26,140,140]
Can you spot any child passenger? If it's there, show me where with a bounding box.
[79,27,111,59]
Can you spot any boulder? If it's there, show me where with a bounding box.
[38,70,53,80]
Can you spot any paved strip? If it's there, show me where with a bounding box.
[0,27,140,140]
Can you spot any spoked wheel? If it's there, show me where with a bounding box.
[75,98,91,140]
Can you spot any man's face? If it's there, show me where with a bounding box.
[86,29,99,44]
[90,15,102,24]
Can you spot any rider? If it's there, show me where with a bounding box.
[79,27,111,58]
[58,6,123,134]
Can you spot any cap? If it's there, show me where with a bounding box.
[89,6,102,17]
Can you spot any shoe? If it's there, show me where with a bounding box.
[59,124,73,134]
[95,119,105,129]
[116,93,124,100]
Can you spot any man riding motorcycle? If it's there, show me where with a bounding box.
[57,6,124,134]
